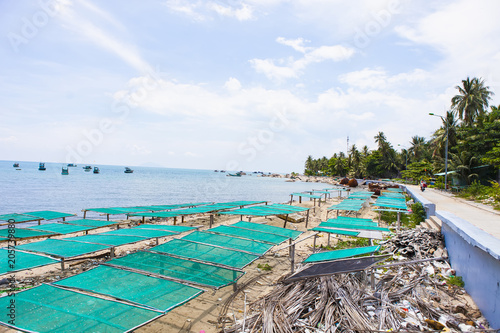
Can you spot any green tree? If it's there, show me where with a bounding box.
[451,77,494,126]
[408,136,427,162]
[449,150,479,185]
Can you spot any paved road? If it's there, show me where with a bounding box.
[408,185,500,239]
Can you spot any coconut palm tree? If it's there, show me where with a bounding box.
[374,131,389,152]
[408,136,426,162]
[451,77,494,126]
[449,150,478,185]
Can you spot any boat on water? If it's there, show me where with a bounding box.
[124,167,134,173]
[38,162,46,171]
[83,165,92,172]
[227,171,242,177]
[93,167,100,174]
[13,163,19,168]
[67,163,77,167]
[61,167,69,175]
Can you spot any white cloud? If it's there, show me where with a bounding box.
[339,68,430,90]
[208,2,254,21]
[55,0,152,73]
[276,37,310,53]
[250,41,355,81]
[165,0,254,21]
[224,77,242,91]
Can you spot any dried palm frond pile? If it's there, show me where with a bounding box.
[221,230,490,333]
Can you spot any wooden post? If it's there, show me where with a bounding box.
[38,219,41,225]
[62,217,66,221]
[290,195,293,205]
[83,210,87,219]
[283,214,289,228]
[155,237,159,245]
[305,210,310,228]
[110,247,115,258]
[290,243,296,274]
[181,216,185,223]
[107,214,110,221]
[174,217,177,225]
[233,270,237,292]
[397,212,401,233]
[142,216,145,224]
[313,198,316,206]
[248,216,252,222]
[299,196,302,204]
[85,230,88,235]
[210,215,214,228]
[327,233,331,247]
[370,268,375,289]
[60,259,65,271]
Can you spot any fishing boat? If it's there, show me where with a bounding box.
[83,165,92,172]
[13,163,19,168]
[93,167,100,174]
[227,171,242,177]
[61,167,69,175]
[124,167,134,173]
[67,163,77,167]
[38,162,46,171]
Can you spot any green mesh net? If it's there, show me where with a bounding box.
[208,225,289,245]
[27,223,93,235]
[0,284,161,333]
[101,227,176,239]
[0,228,55,239]
[22,210,75,220]
[65,234,147,247]
[65,219,118,228]
[0,249,59,275]
[182,231,273,256]
[16,239,110,258]
[303,245,380,263]
[231,221,302,239]
[54,265,203,312]
[134,224,196,233]
[309,227,360,237]
[318,222,390,232]
[108,251,243,289]
[150,239,258,269]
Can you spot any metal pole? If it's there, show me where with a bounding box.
[444,117,449,191]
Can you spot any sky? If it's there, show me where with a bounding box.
[1,0,500,173]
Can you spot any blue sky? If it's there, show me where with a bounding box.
[1,0,499,173]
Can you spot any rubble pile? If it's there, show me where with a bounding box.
[381,228,447,259]
[221,229,490,333]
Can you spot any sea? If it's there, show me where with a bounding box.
[0,160,328,219]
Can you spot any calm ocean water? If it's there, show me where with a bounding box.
[0,160,326,218]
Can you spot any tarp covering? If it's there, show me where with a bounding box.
[26,223,93,235]
[64,219,119,228]
[0,228,55,239]
[54,265,203,313]
[101,227,177,239]
[22,210,75,220]
[0,249,59,275]
[16,239,110,258]
[182,231,273,256]
[286,256,389,282]
[65,234,147,247]
[0,284,161,333]
[231,221,302,240]
[108,251,243,289]
[208,225,289,245]
[150,239,258,269]
[303,245,381,263]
